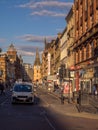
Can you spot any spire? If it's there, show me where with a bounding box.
[44,37,47,49]
[34,48,41,65]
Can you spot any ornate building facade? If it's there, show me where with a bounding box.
[7,44,22,81]
[73,0,98,93]
[0,53,9,82]
[0,44,23,84]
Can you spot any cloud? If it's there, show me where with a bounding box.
[17,34,56,43]
[16,45,44,57]
[18,1,73,17]
[17,49,35,56]
[18,1,73,9]
[30,10,66,17]
[17,45,44,52]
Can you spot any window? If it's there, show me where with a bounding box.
[8,55,14,59]
[75,51,78,64]
[90,4,93,16]
[90,0,93,6]
[80,17,82,26]
[85,21,88,31]
[85,0,88,11]
[76,51,78,63]
[85,11,88,21]
[86,44,91,59]
[84,47,86,60]
[82,47,84,60]
[14,84,32,92]
[79,49,82,62]
[89,44,92,58]
[76,1,78,10]
[80,0,82,5]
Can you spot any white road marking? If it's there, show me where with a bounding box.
[40,110,56,130]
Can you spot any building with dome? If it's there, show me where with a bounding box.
[6,43,23,82]
[7,43,17,63]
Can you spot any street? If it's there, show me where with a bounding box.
[0,88,98,130]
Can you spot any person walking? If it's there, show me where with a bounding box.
[60,83,65,104]
[0,81,5,95]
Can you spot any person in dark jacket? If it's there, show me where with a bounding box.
[0,81,5,95]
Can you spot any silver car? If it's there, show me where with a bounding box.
[11,82,34,104]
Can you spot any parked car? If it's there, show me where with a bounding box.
[11,82,34,104]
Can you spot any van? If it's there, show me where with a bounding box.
[11,82,34,104]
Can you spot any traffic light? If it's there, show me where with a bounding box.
[59,64,66,79]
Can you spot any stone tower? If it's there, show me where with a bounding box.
[34,48,41,66]
[33,48,41,83]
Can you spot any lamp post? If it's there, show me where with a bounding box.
[68,69,71,103]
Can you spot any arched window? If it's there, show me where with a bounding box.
[87,43,92,58]
[79,49,82,62]
[78,50,80,63]
[89,44,92,58]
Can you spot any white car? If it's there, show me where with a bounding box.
[11,82,34,104]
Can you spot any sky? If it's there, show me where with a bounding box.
[0,0,74,65]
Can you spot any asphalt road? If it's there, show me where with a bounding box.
[0,89,98,130]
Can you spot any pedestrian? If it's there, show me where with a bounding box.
[95,84,98,95]
[53,81,59,92]
[93,84,97,95]
[60,83,65,104]
[0,81,5,95]
[61,92,65,104]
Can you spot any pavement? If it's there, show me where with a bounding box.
[40,87,98,120]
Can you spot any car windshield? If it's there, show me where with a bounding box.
[14,84,32,92]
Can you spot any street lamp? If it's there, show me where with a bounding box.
[68,69,71,103]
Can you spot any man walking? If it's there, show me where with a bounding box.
[0,80,5,95]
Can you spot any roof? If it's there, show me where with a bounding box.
[7,44,16,52]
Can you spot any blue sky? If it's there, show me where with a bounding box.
[0,0,74,65]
